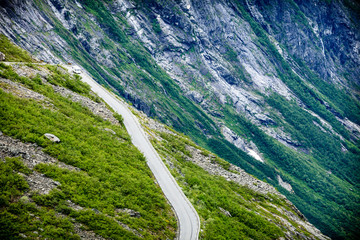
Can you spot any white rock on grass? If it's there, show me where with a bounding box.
[44,133,60,143]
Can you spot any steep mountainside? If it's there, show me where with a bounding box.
[0,37,328,239]
[0,0,359,239]
[136,103,330,240]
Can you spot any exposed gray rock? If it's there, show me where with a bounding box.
[3,63,122,126]
[66,200,84,211]
[73,222,106,240]
[221,125,264,162]
[305,109,345,141]
[0,76,51,105]
[143,116,175,137]
[1,0,357,148]
[52,84,120,125]
[1,130,112,240]
[123,89,152,116]
[262,127,301,150]
[0,129,135,240]
[0,1,357,238]
[11,63,51,78]
[104,128,116,135]
[26,171,60,195]
[0,134,64,196]
[0,0,358,131]
[337,117,360,140]
[188,145,276,195]
[277,175,294,193]
[116,208,141,218]
[0,51,5,61]
[0,131,79,171]
[219,207,231,217]
[140,115,279,196]
[185,90,204,104]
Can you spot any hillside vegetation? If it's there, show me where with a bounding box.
[0,38,329,240]
[0,61,176,239]
[0,35,34,63]
[0,0,359,238]
[136,111,328,239]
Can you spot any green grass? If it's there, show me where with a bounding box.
[0,157,80,239]
[267,93,359,185]
[0,34,34,62]
[148,127,323,239]
[0,63,176,239]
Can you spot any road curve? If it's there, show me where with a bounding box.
[63,66,200,240]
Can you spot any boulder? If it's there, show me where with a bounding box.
[44,133,60,143]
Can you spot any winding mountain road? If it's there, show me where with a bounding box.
[63,66,200,240]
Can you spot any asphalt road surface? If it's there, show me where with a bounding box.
[63,66,200,240]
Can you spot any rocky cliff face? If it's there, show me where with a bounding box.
[1,0,359,239]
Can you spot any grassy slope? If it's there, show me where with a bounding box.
[141,119,323,239]
[0,36,322,240]
[29,0,360,239]
[0,62,176,239]
[0,35,35,62]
